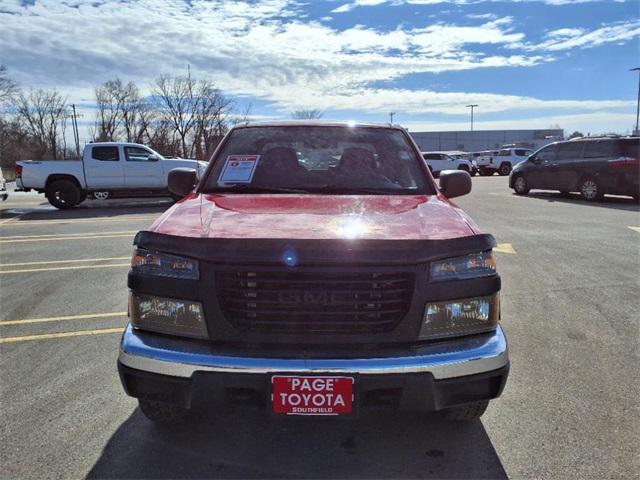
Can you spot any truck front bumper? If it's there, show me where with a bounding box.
[118,324,509,412]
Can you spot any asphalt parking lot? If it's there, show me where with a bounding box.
[1,177,639,479]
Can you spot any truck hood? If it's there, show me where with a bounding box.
[150,194,480,241]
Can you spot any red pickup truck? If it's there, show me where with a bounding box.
[118,122,509,424]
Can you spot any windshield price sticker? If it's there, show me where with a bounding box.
[219,155,260,183]
[272,375,354,415]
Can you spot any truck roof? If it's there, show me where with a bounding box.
[231,120,403,130]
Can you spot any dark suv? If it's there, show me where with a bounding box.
[509,137,639,201]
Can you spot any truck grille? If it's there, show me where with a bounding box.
[216,270,414,334]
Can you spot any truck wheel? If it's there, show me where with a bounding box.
[479,169,493,177]
[46,180,81,209]
[498,163,511,176]
[443,401,489,421]
[579,177,602,201]
[457,165,469,173]
[93,191,110,201]
[512,175,529,195]
[138,399,189,425]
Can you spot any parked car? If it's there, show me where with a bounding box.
[15,142,208,209]
[0,170,8,201]
[422,151,475,177]
[474,150,501,176]
[486,148,533,176]
[509,137,639,201]
[118,121,509,425]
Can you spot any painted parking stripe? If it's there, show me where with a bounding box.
[0,312,127,326]
[0,263,130,274]
[495,243,517,254]
[1,230,136,239]
[0,232,135,244]
[0,256,130,267]
[0,327,124,344]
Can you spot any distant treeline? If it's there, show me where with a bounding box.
[0,65,251,170]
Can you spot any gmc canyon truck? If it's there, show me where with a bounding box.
[15,142,206,209]
[118,121,509,424]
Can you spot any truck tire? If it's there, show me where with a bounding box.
[579,177,603,201]
[512,175,529,195]
[46,179,82,209]
[443,401,489,421]
[138,399,189,425]
[479,169,493,176]
[498,163,511,176]
[457,165,469,173]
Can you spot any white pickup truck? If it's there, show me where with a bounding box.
[15,142,207,209]
[477,148,533,176]
[421,151,475,177]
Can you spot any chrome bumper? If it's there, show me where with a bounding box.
[119,325,508,380]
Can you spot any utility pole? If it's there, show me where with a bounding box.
[71,104,82,159]
[389,112,395,124]
[466,104,478,132]
[631,68,640,135]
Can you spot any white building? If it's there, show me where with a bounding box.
[409,129,564,153]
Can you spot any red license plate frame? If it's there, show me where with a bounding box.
[271,375,355,416]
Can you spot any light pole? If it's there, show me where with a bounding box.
[631,68,640,134]
[389,112,396,124]
[466,104,478,132]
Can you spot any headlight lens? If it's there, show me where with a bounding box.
[129,292,208,339]
[430,251,496,282]
[419,294,499,340]
[131,248,199,280]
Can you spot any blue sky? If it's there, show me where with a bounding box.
[1,0,639,138]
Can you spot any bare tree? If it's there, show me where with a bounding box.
[0,65,18,108]
[291,109,323,120]
[17,88,68,159]
[93,78,131,141]
[154,70,232,159]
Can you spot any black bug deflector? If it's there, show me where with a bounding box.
[132,231,496,266]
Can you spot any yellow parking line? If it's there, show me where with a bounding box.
[0,215,157,227]
[0,263,130,274]
[495,243,517,254]
[0,256,130,267]
[0,327,124,344]
[0,312,127,326]
[1,230,136,239]
[0,233,135,244]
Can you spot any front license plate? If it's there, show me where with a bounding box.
[271,375,354,416]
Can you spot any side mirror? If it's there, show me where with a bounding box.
[168,168,197,197]
[147,154,160,162]
[439,170,471,198]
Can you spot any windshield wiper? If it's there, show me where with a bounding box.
[204,185,311,194]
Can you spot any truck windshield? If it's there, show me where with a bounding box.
[201,126,433,195]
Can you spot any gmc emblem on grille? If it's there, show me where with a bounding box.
[278,291,339,306]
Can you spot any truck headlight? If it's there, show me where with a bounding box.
[419,293,499,340]
[131,248,199,280]
[430,251,495,282]
[129,293,208,339]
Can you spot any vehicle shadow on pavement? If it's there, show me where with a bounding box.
[1,199,173,221]
[525,192,639,212]
[86,408,506,479]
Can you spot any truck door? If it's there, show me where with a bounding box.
[84,145,125,189]
[123,146,165,188]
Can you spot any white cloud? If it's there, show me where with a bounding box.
[0,0,634,126]
[519,21,640,51]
